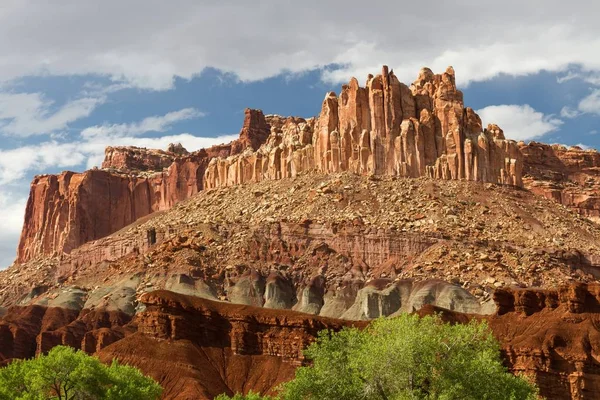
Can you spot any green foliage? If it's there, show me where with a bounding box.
[280,314,538,400]
[215,391,275,400]
[0,346,162,400]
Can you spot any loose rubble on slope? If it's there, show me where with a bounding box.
[3,172,600,321]
[2,65,600,400]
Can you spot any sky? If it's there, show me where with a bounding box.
[1,0,600,268]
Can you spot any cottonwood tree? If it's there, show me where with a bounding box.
[281,314,538,400]
[0,346,162,400]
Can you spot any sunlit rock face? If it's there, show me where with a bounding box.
[204,66,523,190]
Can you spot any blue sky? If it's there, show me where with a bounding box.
[1,0,599,267]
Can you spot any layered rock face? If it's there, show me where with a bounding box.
[16,166,209,263]
[16,67,526,264]
[521,142,600,222]
[488,283,600,400]
[4,286,600,400]
[205,66,523,189]
[0,290,360,399]
[16,109,272,263]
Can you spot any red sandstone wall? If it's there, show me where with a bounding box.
[16,109,272,263]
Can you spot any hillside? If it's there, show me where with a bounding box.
[2,65,600,400]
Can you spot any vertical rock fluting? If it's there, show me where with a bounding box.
[204,66,523,189]
[17,68,525,264]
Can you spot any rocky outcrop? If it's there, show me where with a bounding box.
[102,146,179,172]
[521,142,600,222]
[7,169,600,312]
[17,109,272,263]
[0,304,129,363]
[204,66,523,189]
[16,67,527,264]
[16,167,205,263]
[0,290,361,399]
[487,283,600,400]
[5,286,600,400]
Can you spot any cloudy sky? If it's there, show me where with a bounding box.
[1,0,599,268]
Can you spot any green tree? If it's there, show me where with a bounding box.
[280,314,538,400]
[0,346,162,400]
[215,391,275,400]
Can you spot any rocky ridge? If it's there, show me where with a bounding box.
[3,171,600,322]
[204,66,522,189]
[17,66,526,264]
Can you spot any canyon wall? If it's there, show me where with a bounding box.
[204,66,523,189]
[17,66,600,266]
[16,109,272,263]
[3,286,600,400]
[520,142,600,222]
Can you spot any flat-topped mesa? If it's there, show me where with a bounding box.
[16,109,272,263]
[203,66,523,189]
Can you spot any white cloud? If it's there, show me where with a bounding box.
[0,192,27,268]
[81,108,204,138]
[560,106,580,119]
[0,1,598,89]
[578,90,600,115]
[575,143,592,150]
[0,92,103,136]
[557,70,600,86]
[0,108,236,267]
[476,104,563,141]
[0,108,234,185]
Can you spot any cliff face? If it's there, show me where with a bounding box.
[521,142,600,222]
[3,287,600,400]
[15,66,600,269]
[16,109,272,263]
[16,165,208,263]
[16,67,527,264]
[204,66,523,189]
[488,283,600,400]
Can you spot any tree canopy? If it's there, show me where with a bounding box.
[219,314,538,400]
[215,392,273,400]
[0,346,162,400]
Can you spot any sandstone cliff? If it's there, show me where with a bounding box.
[204,66,523,189]
[16,66,528,264]
[16,109,272,263]
[520,142,600,222]
[3,286,600,400]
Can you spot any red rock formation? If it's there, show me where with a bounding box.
[521,142,600,222]
[0,290,360,399]
[0,305,129,362]
[16,167,209,263]
[102,146,178,172]
[204,67,523,189]
[421,283,600,400]
[231,108,272,154]
[17,109,272,263]
[4,287,600,399]
[99,290,363,399]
